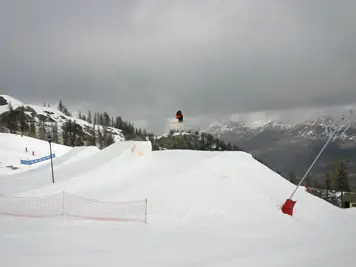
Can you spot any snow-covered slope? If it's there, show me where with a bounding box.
[1,134,356,266]
[0,140,148,195]
[0,94,125,143]
[0,132,72,175]
[0,95,24,114]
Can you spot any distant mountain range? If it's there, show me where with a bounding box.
[200,116,356,184]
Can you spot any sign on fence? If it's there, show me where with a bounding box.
[20,153,56,165]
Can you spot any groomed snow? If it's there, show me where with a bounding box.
[0,133,72,176]
[1,133,356,266]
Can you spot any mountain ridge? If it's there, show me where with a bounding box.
[200,115,356,186]
[0,95,128,147]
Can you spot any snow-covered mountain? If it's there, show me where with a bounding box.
[0,95,125,145]
[202,115,356,141]
[201,115,356,180]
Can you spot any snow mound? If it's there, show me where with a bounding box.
[6,143,347,224]
[1,139,151,195]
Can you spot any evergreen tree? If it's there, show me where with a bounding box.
[115,116,123,129]
[324,172,339,206]
[333,160,351,207]
[61,120,85,146]
[90,124,97,146]
[38,117,46,140]
[58,100,64,112]
[288,171,298,185]
[303,174,312,187]
[104,132,115,147]
[87,110,92,124]
[62,123,70,146]
[29,120,36,138]
[57,100,71,116]
[93,112,97,125]
[52,122,59,143]
[17,106,28,135]
[5,102,18,133]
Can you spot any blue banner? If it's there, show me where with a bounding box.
[20,153,56,165]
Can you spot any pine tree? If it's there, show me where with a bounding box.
[58,100,64,112]
[325,172,332,193]
[6,102,18,133]
[58,100,71,116]
[18,106,28,136]
[115,116,123,129]
[324,172,338,206]
[62,121,70,146]
[93,112,97,125]
[91,124,96,146]
[333,160,350,207]
[104,133,115,147]
[87,110,92,124]
[38,117,46,140]
[288,171,298,185]
[29,121,36,137]
[52,122,59,143]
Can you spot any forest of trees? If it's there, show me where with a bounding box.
[286,160,353,207]
[0,100,154,149]
[153,129,243,151]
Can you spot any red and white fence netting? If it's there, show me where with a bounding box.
[0,192,147,223]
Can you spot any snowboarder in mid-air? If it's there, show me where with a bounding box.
[176,110,183,123]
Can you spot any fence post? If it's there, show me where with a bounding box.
[145,198,148,224]
[61,191,65,219]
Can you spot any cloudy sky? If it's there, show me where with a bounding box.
[1,0,356,132]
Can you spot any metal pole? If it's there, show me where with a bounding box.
[49,141,55,183]
[289,124,344,199]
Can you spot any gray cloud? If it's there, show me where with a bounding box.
[1,0,356,132]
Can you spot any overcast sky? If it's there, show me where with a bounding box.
[1,0,356,132]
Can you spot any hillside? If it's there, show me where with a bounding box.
[1,133,356,266]
[0,132,73,176]
[0,95,152,149]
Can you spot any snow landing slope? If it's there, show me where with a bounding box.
[0,139,149,195]
[1,137,356,266]
[0,132,72,176]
